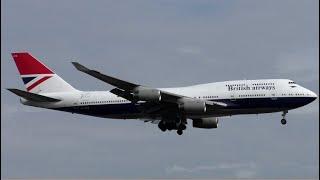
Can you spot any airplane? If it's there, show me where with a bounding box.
[7,52,317,135]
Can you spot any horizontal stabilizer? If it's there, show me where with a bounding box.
[7,88,61,102]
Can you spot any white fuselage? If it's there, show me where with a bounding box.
[21,79,317,120]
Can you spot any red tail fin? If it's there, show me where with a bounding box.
[11,52,77,93]
[11,52,53,75]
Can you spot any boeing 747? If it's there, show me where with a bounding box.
[8,52,317,135]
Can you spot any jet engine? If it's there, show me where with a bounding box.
[132,86,161,101]
[192,117,218,129]
[179,99,206,113]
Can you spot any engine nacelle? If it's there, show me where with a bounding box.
[132,86,161,102]
[178,99,206,113]
[192,117,218,129]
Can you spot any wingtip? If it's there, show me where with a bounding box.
[7,88,21,95]
[71,61,80,67]
[7,88,16,92]
[71,62,89,72]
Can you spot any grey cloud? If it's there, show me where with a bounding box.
[165,162,257,174]
[275,48,319,83]
[177,46,202,55]
[234,169,257,178]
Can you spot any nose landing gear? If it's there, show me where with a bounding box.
[281,110,288,125]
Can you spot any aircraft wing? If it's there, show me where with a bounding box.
[72,62,227,108]
[72,62,139,91]
[160,90,226,107]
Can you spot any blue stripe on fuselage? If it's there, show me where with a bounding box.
[54,97,316,117]
[218,97,316,109]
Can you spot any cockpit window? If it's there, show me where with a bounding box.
[288,81,296,84]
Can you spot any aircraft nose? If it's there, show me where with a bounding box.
[308,90,317,100]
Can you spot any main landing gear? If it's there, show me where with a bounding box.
[158,120,187,135]
[158,121,167,132]
[281,110,288,125]
[176,123,186,135]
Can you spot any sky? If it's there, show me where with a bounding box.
[1,0,319,178]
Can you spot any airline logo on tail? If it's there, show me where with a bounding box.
[12,52,54,92]
[22,75,53,91]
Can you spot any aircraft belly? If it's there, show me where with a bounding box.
[53,97,314,119]
[55,103,142,117]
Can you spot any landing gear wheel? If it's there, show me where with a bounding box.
[159,126,166,132]
[158,121,166,132]
[281,110,288,125]
[177,130,183,135]
[178,124,187,130]
[281,119,287,125]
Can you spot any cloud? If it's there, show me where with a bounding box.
[177,46,202,55]
[275,48,319,83]
[1,102,47,117]
[166,165,191,173]
[1,103,19,117]
[165,162,257,174]
[234,169,257,178]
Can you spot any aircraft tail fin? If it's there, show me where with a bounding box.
[11,52,77,93]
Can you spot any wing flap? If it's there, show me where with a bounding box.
[7,88,61,102]
[205,100,228,107]
[110,88,135,101]
[161,91,227,107]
